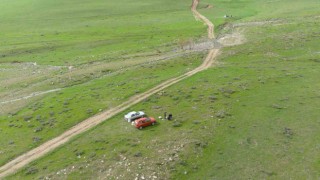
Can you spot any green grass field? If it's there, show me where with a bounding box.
[0,0,214,115]
[0,52,206,166]
[0,0,207,65]
[1,0,210,165]
[1,0,320,179]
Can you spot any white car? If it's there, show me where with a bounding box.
[124,111,145,122]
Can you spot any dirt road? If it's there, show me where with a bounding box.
[191,0,215,39]
[0,89,62,105]
[0,0,218,178]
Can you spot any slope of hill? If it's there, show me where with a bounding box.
[1,0,320,179]
[0,0,209,167]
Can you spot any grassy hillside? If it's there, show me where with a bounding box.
[199,0,320,22]
[0,0,206,65]
[2,0,320,179]
[0,52,206,166]
[1,0,210,166]
[0,0,215,115]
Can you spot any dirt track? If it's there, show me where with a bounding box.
[191,0,215,39]
[0,0,218,177]
[0,89,62,105]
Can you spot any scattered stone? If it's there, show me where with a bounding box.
[34,127,43,133]
[193,120,201,124]
[215,110,226,118]
[172,121,182,127]
[87,108,93,114]
[179,160,188,166]
[152,106,162,109]
[134,152,142,157]
[272,104,283,109]
[25,167,38,175]
[33,137,42,142]
[208,95,218,101]
[283,127,293,138]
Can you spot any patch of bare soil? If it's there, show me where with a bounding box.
[217,30,246,47]
[233,20,285,27]
[0,63,65,115]
[0,50,191,115]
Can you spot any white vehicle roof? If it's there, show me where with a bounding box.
[137,111,144,114]
[125,111,145,117]
[126,111,137,116]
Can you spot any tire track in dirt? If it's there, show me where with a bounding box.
[0,0,218,177]
[0,89,62,105]
[191,0,215,39]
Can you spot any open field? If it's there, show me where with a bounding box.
[0,0,207,65]
[0,52,207,165]
[0,1,220,176]
[0,0,212,115]
[1,0,320,179]
[1,0,212,165]
[7,12,320,178]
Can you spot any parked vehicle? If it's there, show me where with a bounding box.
[134,117,156,129]
[124,111,145,122]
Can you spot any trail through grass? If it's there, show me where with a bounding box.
[2,0,320,179]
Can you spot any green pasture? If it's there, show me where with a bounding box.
[2,0,320,179]
[0,52,205,166]
[0,0,207,65]
[8,2,320,179]
[199,0,320,23]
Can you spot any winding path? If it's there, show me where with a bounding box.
[191,0,215,39]
[0,89,62,105]
[0,0,218,178]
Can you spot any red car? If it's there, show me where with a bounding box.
[134,117,156,129]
